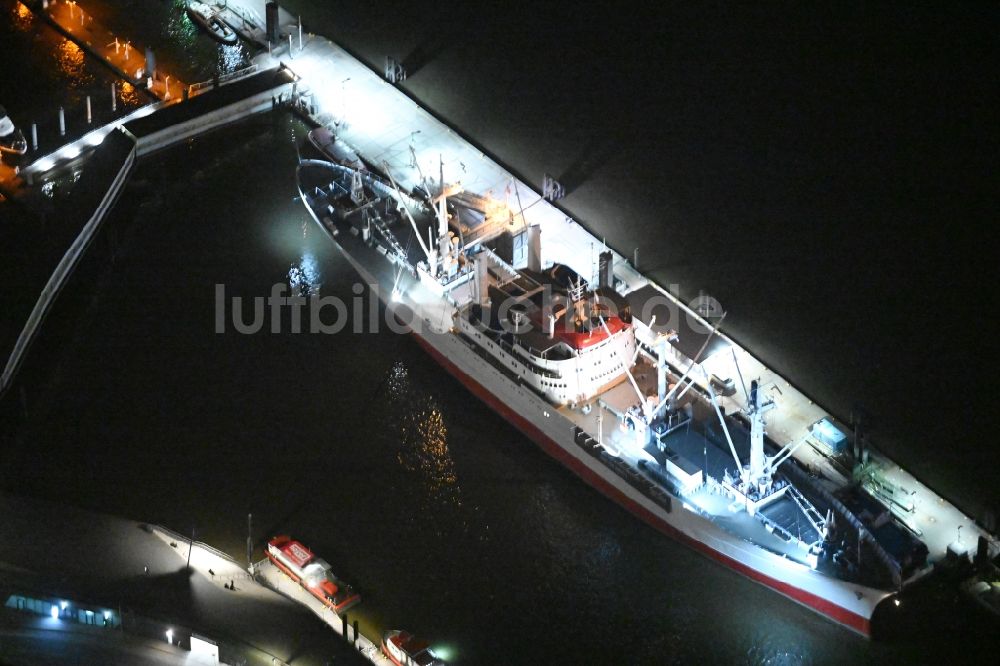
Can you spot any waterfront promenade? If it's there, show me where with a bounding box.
[0,493,367,665]
[1,4,995,655]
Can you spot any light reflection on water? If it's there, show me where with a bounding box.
[164,0,198,51]
[54,38,91,89]
[217,43,250,74]
[386,361,462,509]
[287,251,320,296]
[117,80,141,107]
[11,0,32,30]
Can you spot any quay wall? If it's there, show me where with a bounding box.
[0,128,136,399]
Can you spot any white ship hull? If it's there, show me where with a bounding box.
[298,183,892,636]
[408,315,890,636]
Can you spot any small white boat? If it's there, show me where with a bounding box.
[0,104,28,157]
[186,1,238,45]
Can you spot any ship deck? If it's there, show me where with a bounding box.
[240,0,998,569]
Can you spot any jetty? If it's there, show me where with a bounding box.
[2,0,996,657]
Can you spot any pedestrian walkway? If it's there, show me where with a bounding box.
[0,493,366,666]
[253,560,394,666]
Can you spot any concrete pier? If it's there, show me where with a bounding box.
[28,0,186,102]
[0,128,135,399]
[123,67,297,157]
[254,560,393,665]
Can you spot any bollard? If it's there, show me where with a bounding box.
[288,34,293,59]
[298,16,302,50]
[352,620,358,644]
[58,107,65,136]
[267,40,271,56]
[341,614,347,637]
[114,38,119,54]
[111,82,116,112]
[86,95,92,124]
[164,75,171,100]
[31,123,38,151]
[124,42,129,61]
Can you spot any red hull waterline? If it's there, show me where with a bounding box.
[411,332,874,637]
[266,553,359,613]
[381,640,404,666]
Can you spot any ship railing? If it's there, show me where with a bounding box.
[496,334,561,379]
[755,512,800,546]
[150,524,248,571]
[188,64,261,96]
[478,246,519,285]
[780,458,904,587]
[786,484,827,539]
[218,2,264,29]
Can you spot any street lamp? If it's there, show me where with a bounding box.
[340,77,351,123]
[409,130,422,166]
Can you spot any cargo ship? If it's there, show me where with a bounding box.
[295,157,999,636]
[382,630,444,666]
[265,535,360,613]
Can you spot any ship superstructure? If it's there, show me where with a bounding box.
[295,152,997,636]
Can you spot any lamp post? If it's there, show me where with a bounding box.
[408,130,421,167]
[340,77,351,124]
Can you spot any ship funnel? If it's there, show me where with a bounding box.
[599,250,613,288]
[475,253,490,306]
[527,224,542,272]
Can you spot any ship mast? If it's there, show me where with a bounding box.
[746,379,776,494]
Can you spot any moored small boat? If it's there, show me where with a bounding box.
[186,1,238,45]
[0,104,28,157]
[382,630,444,666]
[265,535,360,612]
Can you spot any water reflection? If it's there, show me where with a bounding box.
[164,0,198,50]
[54,38,91,89]
[217,43,250,74]
[287,251,320,296]
[386,361,461,507]
[117,81,141,107]
[11,0,32,31]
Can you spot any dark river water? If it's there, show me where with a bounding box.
[2,1,998,663]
